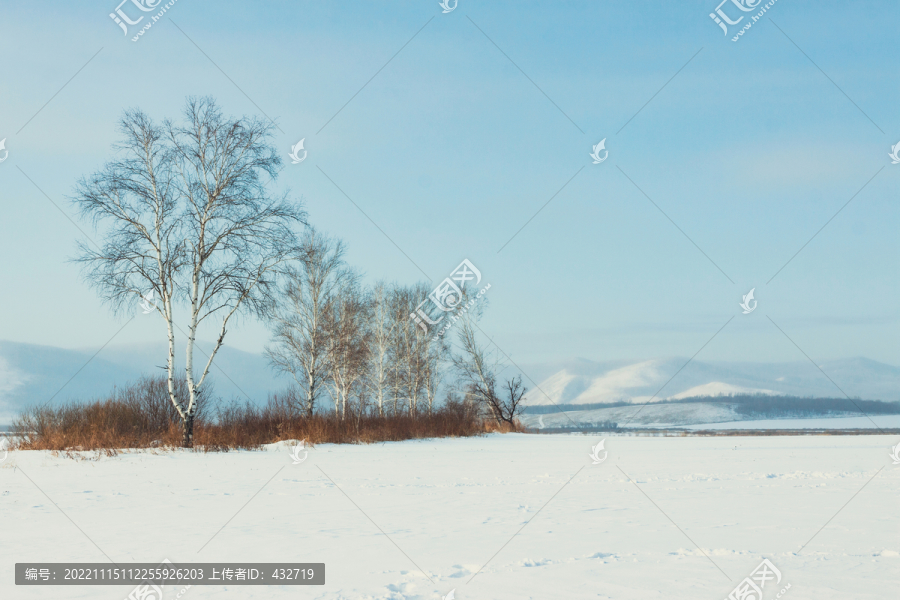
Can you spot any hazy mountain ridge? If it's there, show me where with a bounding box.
[521,357,900,406]
[0,340,286,424]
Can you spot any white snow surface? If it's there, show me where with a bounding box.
[518,402,742,429]
[682,415,900,430]
[518,405,900,431]
[2,434,899,599]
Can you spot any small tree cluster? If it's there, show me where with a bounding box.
[265,230,521,424]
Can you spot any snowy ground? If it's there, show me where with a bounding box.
[518,403,900,431]
[2,433,899,599]
[683,415,900,430]
[518,402,741,429]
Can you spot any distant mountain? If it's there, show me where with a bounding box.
[3,340,899,428]
[0,340,287,425]
[520,357,900,407]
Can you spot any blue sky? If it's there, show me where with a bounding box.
[0,0,897,366]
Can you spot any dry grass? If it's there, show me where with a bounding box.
[11,376,519,453]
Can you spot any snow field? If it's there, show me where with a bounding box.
[1,433,898,599]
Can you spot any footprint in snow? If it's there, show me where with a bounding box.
[519,558,554,567]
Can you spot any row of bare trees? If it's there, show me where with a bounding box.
[264,228,451,419]
[264,230,527,426]
[73,97,525,447]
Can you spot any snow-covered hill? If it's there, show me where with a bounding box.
[520,357,900,407]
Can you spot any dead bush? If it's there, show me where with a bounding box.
[12,376,520,452]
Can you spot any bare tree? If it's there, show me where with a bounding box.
[450,288,507,424]
[449,289,525,426]
[495,375,527,425]
[372,281,451,417]
[392,283,436,416]
[386,286,410,415]
[462,373,526,426]
[74,97,305,446]
[421,308,450,415]
[368,281,399,417]
[265,229,347,417]
[324,277,370,420]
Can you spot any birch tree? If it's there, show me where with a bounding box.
[74,97,305,446]
[368,282,398,417]
[265,229,348,417]
[392,285,426,415]
[408,282,451,416]
[324,278,370,419]
[385,282,447,416]
[422,329,449,414]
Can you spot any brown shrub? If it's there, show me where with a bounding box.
[12,376,520,453]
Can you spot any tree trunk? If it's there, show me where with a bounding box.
[307,371,316,418]
[182,414,194,448]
